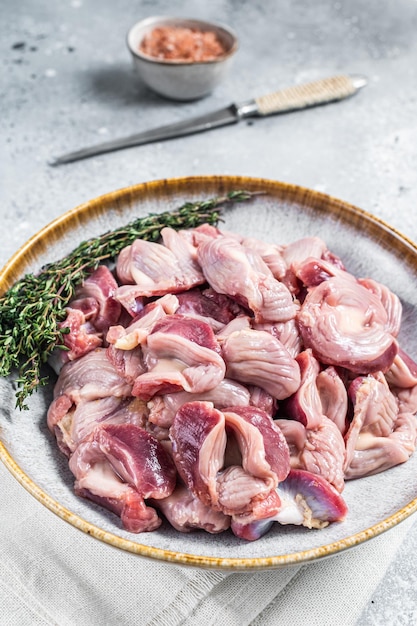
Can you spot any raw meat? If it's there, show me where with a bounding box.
[297,273,398,373]
[47,223,417,541]
[197,235,297,322]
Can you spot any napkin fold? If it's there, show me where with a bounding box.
[0,459,415,626]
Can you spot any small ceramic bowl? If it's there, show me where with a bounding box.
[126,16,238,101]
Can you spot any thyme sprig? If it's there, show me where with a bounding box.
[0,190,258,409]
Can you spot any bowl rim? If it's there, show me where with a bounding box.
[126,15,239,67]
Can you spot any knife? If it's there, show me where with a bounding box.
[50,74,366,166]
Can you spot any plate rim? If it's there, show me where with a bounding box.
[1,174,417,570]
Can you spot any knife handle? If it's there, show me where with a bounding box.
[254,75,366,116]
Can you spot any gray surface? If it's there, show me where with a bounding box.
[1,0,417,622]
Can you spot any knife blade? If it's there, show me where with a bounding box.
[50,74,367,166]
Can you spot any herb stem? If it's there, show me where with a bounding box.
[0,190,258,409]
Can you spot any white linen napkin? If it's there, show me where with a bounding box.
[0,459,415,626]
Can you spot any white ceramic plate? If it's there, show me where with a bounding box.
[1,175,417,570]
